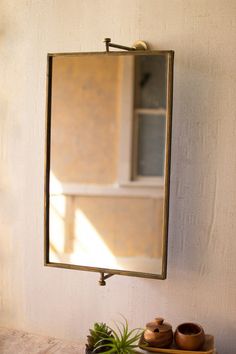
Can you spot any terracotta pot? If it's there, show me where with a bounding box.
[144,317,173,348]
[174,322,205,350]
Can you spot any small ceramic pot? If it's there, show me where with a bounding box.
[174,322,205,350]
[144,317,173,348]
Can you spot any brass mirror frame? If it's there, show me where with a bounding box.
[44,50,174,281]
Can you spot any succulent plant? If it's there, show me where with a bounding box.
[86,322,113,353]
[94,318,143,354]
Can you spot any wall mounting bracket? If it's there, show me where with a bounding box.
[104,38,149,52]
[99,272,114,286]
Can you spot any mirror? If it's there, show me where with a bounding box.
[45,50,174,280]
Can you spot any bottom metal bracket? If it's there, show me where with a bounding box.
[99,272,114,286]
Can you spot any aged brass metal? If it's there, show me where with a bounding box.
[44,48,174,285]
[99,273,114,286]
[104,38,149,52]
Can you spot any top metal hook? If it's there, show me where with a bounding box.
[104,38,149,52]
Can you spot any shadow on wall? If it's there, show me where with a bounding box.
[169,47,221,274]
[0,94,15,325]
[168,39,236,352]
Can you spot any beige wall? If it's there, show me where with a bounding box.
[51,55,120,184]
[0,1,236,354]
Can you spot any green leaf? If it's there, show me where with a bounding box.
[91,317,143,354]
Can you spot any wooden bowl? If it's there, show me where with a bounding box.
[174,323,205,350]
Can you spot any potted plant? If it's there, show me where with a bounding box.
[93,318,143,353]
[85,322,113,353]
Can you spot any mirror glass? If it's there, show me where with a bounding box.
[45,51,174,279]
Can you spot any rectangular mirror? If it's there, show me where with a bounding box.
[45,50,174,280]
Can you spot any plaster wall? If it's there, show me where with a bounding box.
[0,1,236,353]
[51,55,120,184]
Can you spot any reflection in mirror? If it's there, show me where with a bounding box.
[45,51,174,279]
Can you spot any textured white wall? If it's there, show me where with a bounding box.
[0,1,236,353]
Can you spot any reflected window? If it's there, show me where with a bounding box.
[136,113,166,177]
[118,55,167,186]
[133,56,167,182]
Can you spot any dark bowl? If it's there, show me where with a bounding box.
[174,322,205,350]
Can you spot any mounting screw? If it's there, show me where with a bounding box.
[104,38,111,52]
[99,279,106,286]
[99,272,106,286]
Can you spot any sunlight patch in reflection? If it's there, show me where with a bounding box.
[49,171,66,262]
[71,209,120,269]
[50,172,63,194]
[50,195,66,260]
